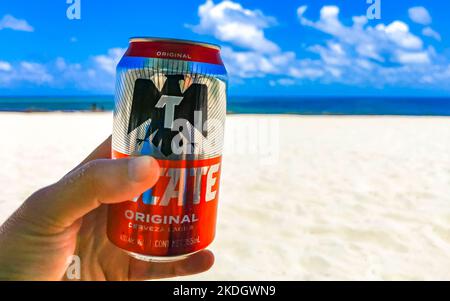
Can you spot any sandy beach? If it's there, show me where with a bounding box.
[0,112,449,280]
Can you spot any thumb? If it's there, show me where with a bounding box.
[23,156,160,229]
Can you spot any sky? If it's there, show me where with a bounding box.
[0,0,449,97]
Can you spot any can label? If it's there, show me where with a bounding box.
[108,152,221,256]
[108,49,226,257]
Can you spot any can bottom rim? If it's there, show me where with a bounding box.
[125,249,203,262]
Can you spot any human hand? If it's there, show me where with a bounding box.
[0,136,214,280]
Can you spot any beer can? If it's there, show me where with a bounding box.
[107,37,227,262]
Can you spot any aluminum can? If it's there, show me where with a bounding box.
[107,37,227,262]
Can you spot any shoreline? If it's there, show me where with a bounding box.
[1,110,450,118]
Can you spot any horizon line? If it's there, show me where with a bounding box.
[1,95,450,99]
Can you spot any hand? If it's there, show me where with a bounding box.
[0,136,214,280]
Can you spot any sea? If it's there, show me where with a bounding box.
[1,96,450,116]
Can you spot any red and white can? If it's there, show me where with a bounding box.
[107,37,227,262]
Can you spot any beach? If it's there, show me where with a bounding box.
[0,112,449,280]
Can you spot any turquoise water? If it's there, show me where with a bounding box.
[0,96,114,112]
[1,95,450,116]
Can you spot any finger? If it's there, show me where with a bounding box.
[24,156,160,229]
[129,250,215,280]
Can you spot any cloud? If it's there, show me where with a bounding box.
[19,62,53,83]
[227,4,450,90]
[422,27,441,41]
[190,0,279,53]
[0,61,12,72]
[288,65,325,79]
[408,7,432,25]
[298,6,424,53]
[395,50,431,65]
[297,5,344,38]
[0,14,34,32]
[0,61,52,86]
[296,5,433,69]
[188,2,449,90]
[0,48,126,92]
[376,21,423,50]
[50,57,105,90]
[269,78,296,87]
[293,5,446,86]
[221,46,296,78]
[3,3,448,93]
[190,2,448,89]
[222,44,332,83]
[93,48,126,75]
[56,48,125,91]
[190,1,302,82]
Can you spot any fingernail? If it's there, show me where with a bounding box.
[128,156,156,182]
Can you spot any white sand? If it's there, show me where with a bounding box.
[0,112,449,280]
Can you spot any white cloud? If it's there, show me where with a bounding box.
[376,21,423,50]
[221,46,286,78]
[191,0,279,53]
[55,57,67,71]
[395,50,430,65]
[222,44,330,82]
[270,78,296,86]
[50,57,108,90]
[55,49,125,91]
[2,4,448,93]
[298,5,343,36]
[0,61,12,72]
[187,2,450,90]
[297,6,434,65]
[276,78,296,86]
[422,27,441,41]
[189,2,449,89]
[93,48,126,75]
[0,61,52,86]
[0,48,126,92]
[0,14,34,32]
[308,42,350,66]
[293,4,450,88]
[408,7,432,25]
[190,0,308,83]
[289,66,325,79]
[297,6,308,19]
[298,6,424,54]
[19,62,53,83]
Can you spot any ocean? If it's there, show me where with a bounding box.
[1,96,450,116]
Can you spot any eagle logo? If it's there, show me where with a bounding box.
[127,74,208,157]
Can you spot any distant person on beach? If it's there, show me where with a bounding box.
[0,136,214,280]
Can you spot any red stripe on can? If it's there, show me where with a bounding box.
[126,41,223,65]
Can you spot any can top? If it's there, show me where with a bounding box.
[129,37,221,51]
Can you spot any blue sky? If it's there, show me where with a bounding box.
[0,0,449,96]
